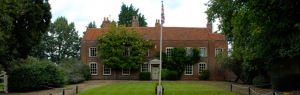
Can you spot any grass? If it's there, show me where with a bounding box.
[78,81,237,95]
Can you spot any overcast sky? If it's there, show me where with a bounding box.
[49,0,219,37]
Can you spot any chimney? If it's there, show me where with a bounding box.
[132,16,139,27]
[206,21,212,32]
[101,17,110,28]
[155,19,160,27]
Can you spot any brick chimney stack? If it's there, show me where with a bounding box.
[132,16,139,27]
[206,21,212,32]
[101,17,110,28]
[155,19,160,27]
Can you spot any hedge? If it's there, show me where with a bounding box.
[199,69,210,80]
[8,61,67,92]
[166,71,178,80]
[59,59,90,84]
[139,72,151,80]
[271,74,300,91]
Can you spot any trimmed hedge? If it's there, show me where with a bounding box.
[271,74,300,91]
[8,61,67,92]
[199,69,210,80]
[139,72,151,80]
[166,71,178,80]
[161,69,168,80]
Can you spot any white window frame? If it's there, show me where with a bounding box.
[144,50,149,57]
[123,47,130,57]
[166,47,174,59]
[122,68,130,75]
[185,47,193,56]
[103,65,111,75]
[89,62,97,75]
[185,64,193,75]
[215,48,223,57]
[89,47,97,57]
[198,62,207,75]
[199,47,207,57]
[141,63,149,72]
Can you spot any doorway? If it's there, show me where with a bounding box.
[151,65,159,80]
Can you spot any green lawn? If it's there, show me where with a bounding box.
[78,81,236,95]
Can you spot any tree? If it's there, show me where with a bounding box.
[97,22,153,70]
[118,3,148,27]
[206,0,300,75]
[0,0,51,70]
[31,17,81,63]
[86,21,97,28]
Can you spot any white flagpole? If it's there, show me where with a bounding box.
[158,1,163,95]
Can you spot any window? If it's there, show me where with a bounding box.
[89,47,97,57]
[144,50,149,57]
[166,47,173,59]
[123,47,130,57]
[215,48,223,57]
[185,47,193,56]
[141,63,149,72]
[185,64,193,75]
[198,62,206,74]
[122,68,130,75]
[103,65,111,75]
[89,62,97,75]
[199,47,207,57]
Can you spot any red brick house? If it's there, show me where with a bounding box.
[81,16,232,80]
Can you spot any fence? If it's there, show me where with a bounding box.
[49,86,78,95]
[230,84,276,95]
[0,71,8,93]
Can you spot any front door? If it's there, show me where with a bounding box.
[151,65,159,80]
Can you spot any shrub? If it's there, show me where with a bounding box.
[139,72,151,80]
[271,74,300,91]
[161,69,168,80]
[199,69,210,80]
[59,59,90,84]
[253,75,269,85]
[8,60,67,92]
[166,71,178,80]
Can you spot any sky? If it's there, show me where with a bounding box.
[49,0,219,37]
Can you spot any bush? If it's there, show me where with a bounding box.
[166,71,178,80]
[271,74,300,91]
[8,60,67,92]
[199,69,210,80]
[253,75,269,85]
[161,69,168,80]
[59,59,90,84]
[139,72,151,80]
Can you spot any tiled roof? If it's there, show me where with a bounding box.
[83,26,225,41]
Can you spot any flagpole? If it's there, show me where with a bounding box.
[158,1,163,95]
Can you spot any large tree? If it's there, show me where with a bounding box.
[97,22,153,69]
[206,0,300,74]
[118,3,147,27]
[0,0,51,70]
[31,17,81,63]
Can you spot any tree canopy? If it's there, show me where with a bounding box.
[206,0,300,73]
[97,22,153,69]
[31,17,81,63]
[118,3,147,27]
[0,0,51,70]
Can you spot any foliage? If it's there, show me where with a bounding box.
[86,21,97,28]
[199,69,210,80]
[206,0,300,83]
[0,0,52,71]
[271,74,300,91]
[139,72,151,80]
[78,82,236,95]
[118,3,147,27]
[8,58,67,92]
[30,17,81,63]
[59,59,90,84]
[252,75,269,86]
[166,71,178,80]
[161,69,168,80]
[97,22,153,69]
[155,48,200,78]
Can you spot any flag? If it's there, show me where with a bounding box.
[161,2,165,25]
